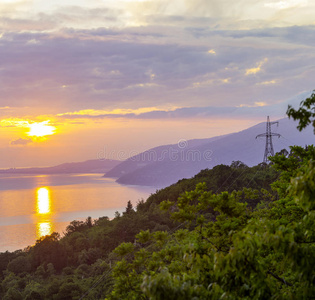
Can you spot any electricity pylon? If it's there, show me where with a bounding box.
[256,116,281,163]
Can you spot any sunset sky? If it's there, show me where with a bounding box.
[1,0,315,168]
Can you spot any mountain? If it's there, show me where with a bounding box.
[104,134,229,178]
[105,118,314,187]
[0,159,120,174]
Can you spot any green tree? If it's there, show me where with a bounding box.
[3,287,23,300]
[30,232,67,271]
[287,91,315,133]
[7,256,31,275]
[55,282,81,300]
[124,200,134,214]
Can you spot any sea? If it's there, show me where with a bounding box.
[0,173,156,252]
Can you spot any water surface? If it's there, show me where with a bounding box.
[0,174,155,252]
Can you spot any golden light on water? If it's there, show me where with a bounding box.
[36,187,53,238]
[37,187,51,214]
[37,222,52,238]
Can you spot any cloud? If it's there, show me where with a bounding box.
[264,0,308,10]
[1,0,315,36]
[258,80,276,85]
[10,138,32,146]
[188,25,315,47]
[254,102,267,107]
[245,58,268,75]
[57,106,178,117]
[125,0,315,28]
[0,119,30,128]
[56,106,238,120]
[57,98,306,120]
[126,83,162,89]
[0,6,315,117]
[1,26,314,114]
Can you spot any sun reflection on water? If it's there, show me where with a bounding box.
[37,187,51,214]
[37,222,52,238]
[36,187,53,239]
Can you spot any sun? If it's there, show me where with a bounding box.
[27,121,56,137]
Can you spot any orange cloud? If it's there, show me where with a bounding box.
[57,106,179,117]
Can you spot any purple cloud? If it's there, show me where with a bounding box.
[0,21,314,116]
[10,138,32,146]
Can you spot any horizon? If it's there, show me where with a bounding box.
[1,0,315,168]
[1,116,264,168]
[1,115,306,169]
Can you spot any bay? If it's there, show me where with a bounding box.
[0,173,155,252]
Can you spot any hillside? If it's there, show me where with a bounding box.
[105,117,313,187]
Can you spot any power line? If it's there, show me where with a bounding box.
[256,116,281,163]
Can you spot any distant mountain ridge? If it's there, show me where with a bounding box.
[105,117,314,187]
[0,159,120,174]
[105,134,229,178]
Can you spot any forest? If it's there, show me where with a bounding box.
[0,92,314,299]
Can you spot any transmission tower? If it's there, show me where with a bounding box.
[256,116,281,163]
